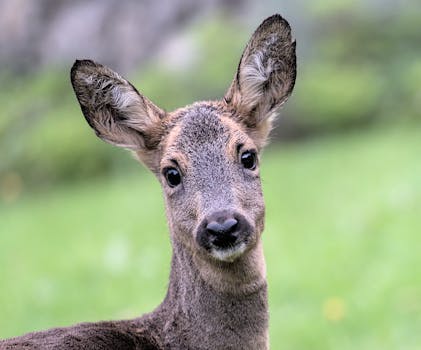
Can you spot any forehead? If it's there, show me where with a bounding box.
[176,104,230,150]
[162,102,254,167]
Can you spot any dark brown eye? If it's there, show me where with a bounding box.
[164,167,181,187]
[241,151,257,170]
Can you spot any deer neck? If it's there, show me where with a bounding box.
[156,238,269,349]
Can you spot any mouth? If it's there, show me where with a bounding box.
[209,241,248,262]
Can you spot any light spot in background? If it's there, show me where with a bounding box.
[388,183,414,210]
[0,172,23,204]
[137,248,160,280]
[323,296,347,322]
[103,235,130,274]
[35,278,56,306]
[156,33,197,72]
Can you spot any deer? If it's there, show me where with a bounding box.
[0,14,296,350]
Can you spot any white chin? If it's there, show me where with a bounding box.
[210,242,247,262]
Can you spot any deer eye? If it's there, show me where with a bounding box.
[240,150,257,170]
[164,167,181,187]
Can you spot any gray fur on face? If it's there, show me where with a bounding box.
[1,14,296,350]
[163,103,264,260]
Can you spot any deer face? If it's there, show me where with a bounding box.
[71,14,296,263]
[159,103,265,262]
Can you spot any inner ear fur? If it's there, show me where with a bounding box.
[71,59,166,170]
[225,14,297,148]
[71,59,166,148]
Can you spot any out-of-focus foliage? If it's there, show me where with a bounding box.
[291,4,421,132]
[0,70,115,189]
[0,1,420,189]
[132,17,248,110]
[0,0,243,73]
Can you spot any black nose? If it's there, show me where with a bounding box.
[206,218,239,247]
[206,217,238,247]
[196,210,252,250]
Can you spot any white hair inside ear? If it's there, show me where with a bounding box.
[240,52,274,112]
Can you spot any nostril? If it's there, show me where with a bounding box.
[221,218,238,234]
[206,218,238,236]
[206,221,224,235]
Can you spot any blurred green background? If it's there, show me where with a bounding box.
[0,0,420,348]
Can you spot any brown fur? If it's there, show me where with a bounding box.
[1,14,296,350]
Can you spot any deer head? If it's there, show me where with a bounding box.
[71,15,296,290]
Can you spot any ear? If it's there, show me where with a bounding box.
[70,60,165,169]
[224,14,296,148]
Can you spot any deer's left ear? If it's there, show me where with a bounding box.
[224,14,296,148]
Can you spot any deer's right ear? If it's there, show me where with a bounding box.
[71,60,165,168]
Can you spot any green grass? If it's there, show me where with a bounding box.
[0,123,420,349]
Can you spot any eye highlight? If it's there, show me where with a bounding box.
[240,150,257,170]
[164,167,182,187]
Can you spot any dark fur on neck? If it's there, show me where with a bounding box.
[143,240,269,349]
[0,242,268,350]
